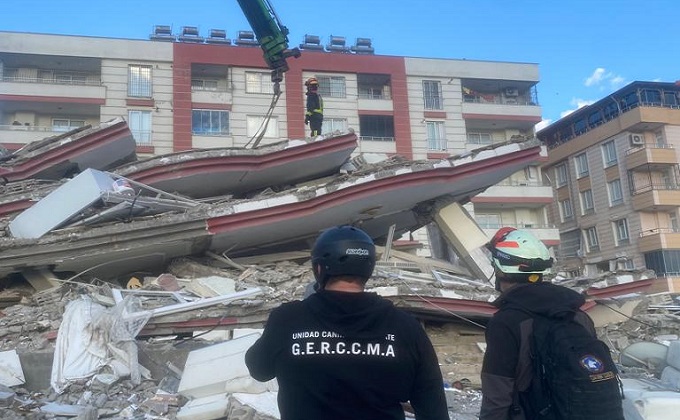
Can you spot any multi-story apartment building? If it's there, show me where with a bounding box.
[537,81,680,291]
[0,28,558,256]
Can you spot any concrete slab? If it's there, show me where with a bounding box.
[0,350,25,387]
[18,350,53,391]
[178,333,277,398]
[667,340,680,370]
[176,393,230,420]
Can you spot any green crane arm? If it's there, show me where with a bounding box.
[236,0,301,83]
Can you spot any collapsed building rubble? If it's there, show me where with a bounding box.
[0,122,677,418]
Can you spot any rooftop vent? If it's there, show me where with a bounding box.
[351,37,374,55]
[178,26,204,43]
[234,30,259,47]
[299,34,324,51]
[150,25,175,42]
[326,35,350,53]
[206,29,231,45]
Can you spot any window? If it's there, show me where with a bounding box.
[559,199,573,222]
[246,115,278,138]
[191,79,218,91]
[588,111,602,127]
[607,179,623,206]
[580,189,594,214]
[52,119,85,132]
[322,118,347,135]
[426,121,446,151]
[573,118,587,135]
[192,110,229,135]
[359,115,394,141]
[670,212,679,232]
[655,130,667,147]
[585,227,599,251]
[128,65,152,97]
[524,166,538,180]
[575,153,589,178]
[477,214,501,229]
[601,140,617,167]
[55,72,87,85]
[555,163,568,187]
[246,72,274,94]
[642,89,662,105]
[317,76,346,98]
[467,132,492,145]
[128,110,151,144]
[423,80,443,110]
[664,91,679,106]
[613,219,629,245]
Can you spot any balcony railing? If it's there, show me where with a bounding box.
[640,227,680,237]
[463,95,537,106]
[2,68,102,86]
[359,136,394,142]
[479,222,556,229]
[0,124,62,132]
[494,180,548,187]
[358,92,391,100]
[625,143,675,156]
[632,183,680,194]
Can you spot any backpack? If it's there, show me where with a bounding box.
[520,311,625,420]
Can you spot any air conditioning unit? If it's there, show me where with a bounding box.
[629,134,644,146]
[505,88,519,97]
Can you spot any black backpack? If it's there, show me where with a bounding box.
[519,311,625,420]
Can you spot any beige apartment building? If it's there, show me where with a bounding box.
[537,81,680,291]
[0,28,558,257]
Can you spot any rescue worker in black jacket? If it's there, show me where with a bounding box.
[479,227,599,420]
[245,225,449,420]
[304,77,323,137]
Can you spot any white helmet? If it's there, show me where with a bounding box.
[487,227,553,279]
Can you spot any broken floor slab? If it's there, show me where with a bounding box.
[0,117,136,183]
[0,138,545,280]
[114,131,358,199]
[177,332,277,399]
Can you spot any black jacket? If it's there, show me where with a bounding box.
[245,290,449,420]
[479,283,595,420]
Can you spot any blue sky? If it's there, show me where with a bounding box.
[2,0,677,131]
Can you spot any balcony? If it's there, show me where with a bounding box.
[462,99,541,131]
[626,145,679,169]
[473,180,554,207]
[357,74,392,112]
[638,228,680,253]
[481,224,560,244]
[631,184,680,211]
[0,124,73,145]
[1,69,105,101]
[191,87,232,105]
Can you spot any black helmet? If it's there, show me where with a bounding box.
[311,225,376,288]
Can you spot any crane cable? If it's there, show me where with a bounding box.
[245,82,282,149]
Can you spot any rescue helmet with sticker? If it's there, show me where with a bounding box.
[305,77,319,87]
[311,225,376,288]
[487,227,553,282]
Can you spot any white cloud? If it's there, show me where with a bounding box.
[570,98,596,108]
[558,98,595,119]
[585,68,606,87]
[535,119,552,132]
[584,67,626,89]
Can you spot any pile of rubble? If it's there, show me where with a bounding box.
[1,120,679,418]
[0,252,492,419]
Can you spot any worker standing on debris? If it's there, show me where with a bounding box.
[304,77,323,137]
[479,227,624,420]
[245,225,449,420]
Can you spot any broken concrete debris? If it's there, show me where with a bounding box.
[0,122,677,418]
